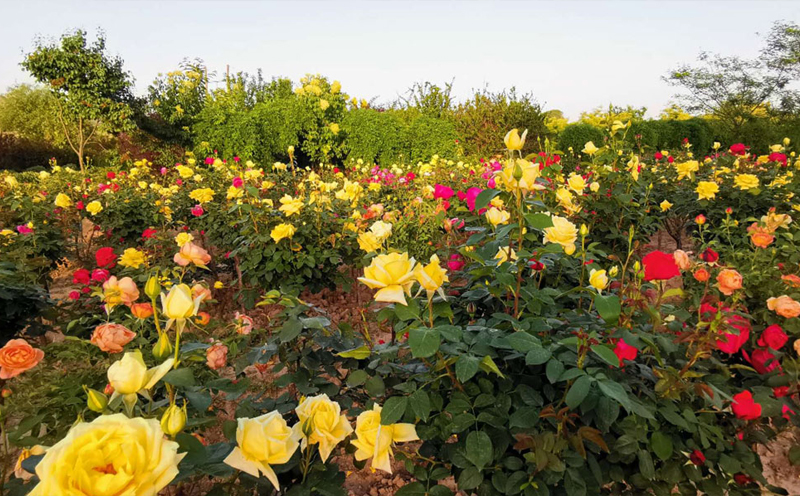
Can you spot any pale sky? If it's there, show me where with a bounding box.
[1,0,798,119]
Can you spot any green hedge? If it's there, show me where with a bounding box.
[557,123,605,155]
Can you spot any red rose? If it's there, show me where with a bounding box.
[743,348,780,375]
[613,339,638,367]
[700,248,719,263]
[91,268,110,283]
[642,250,680,281]
[729,143,748,155]
[768,152,788,166]
[731,391,761,420]
[68,290,80,301]
[107,171,116,180]
[142,228,157,239]
[72,268,91,285]
[757,324,788,350]
[734,474,753,485]
[773,386,790,398]
[75,201,84,210]
[689,450,705,466]
[654,152,663,160]
[95,247,116,268]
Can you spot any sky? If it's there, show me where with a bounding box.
[1,0,798,120]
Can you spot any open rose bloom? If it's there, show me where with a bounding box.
[0,339,44,379]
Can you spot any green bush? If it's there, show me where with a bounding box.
[405,115,459,163]
[342,109,406,164]
[557,123,605,155]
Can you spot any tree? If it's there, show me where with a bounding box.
[21,30,134,171]
[0,84,68,146]
[664,21,800,136]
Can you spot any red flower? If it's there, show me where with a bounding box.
[769,152,788,166]
[72,269,91,285]
[689,450,705,466]
[734,474,753,485]
[75,201,84,210]
[743,348,780,375]
[783,404,795,420]
[731,391,761,420]
[654,152,663,160]
[613,339,638,367]
[95,247,116,268]
[529,259,545,271]
[700,248,719,263]
[433,184,454,200]
[774,386,790,398]
[717,318,750,354]
[91,269,110,283]
[757,324,788,350]
[729,143,748,155]
[142,228,157,239]
[191,204,204,217]
[68,290,80,301]
[232,177,243,188]
[642,250,680,281]
[106,171,116,180]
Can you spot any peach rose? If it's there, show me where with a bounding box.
[195,312,211,325]
[234,311,254,335]
[91,323,136,353]
[174,242,211,267]
[749,224,775,249]
[0,339,44,379]
[768,295,800,318]
[717,269,743,296]
[103,276,140,308]
[191,283,212,303]
[782,274,800,288]
[130,302,154,319]
[207,343,228,370]
[673,250,691,270]
[693,268,710,282]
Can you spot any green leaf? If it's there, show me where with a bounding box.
[591,345,620,367]
[457,466,483,490]
[337,346,371,359]
[565,375,592,409]
[565,468,587,496]
[346,370,369,387]
[507,331,540,353]
[163,368,195,387]
[524,213,554,230]
[456,355,481,382]
[594,294,621,324]
[380,396,408,425]
[638,450,656,480]
[465,431,493,470]
[478,356,505,378]
[409,390,432,422]
[408,327,441,358]
[597,380,631,410]
[525,345,551,365]
[279,317,303,342]
[650,431,673,461]
[474,189,500,212]
[395,482,426,496]
[546,359,565,384]
[365,376,385,397]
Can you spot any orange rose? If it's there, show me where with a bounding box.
[195,312,211,325]
[782,274,800,288]
[103,276,140,308]
[174,242,211,267]
[207,343,228,370]
[749,228,775,249]
[191,283,212,303]
[0,339,44,379]
[673,250,691,270]
[693,268,710,282]
[717,269,743,296]
[130,302,154,319]
[90,323,136,353]
[768,295,800,318]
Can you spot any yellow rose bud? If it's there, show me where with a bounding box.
[83,386,108,413]
[504,128,527,151]
[153,332,173,361]
[589,269,609,292]
[160,284,199,323]
[145,275,161,301]
[161,401,187,437]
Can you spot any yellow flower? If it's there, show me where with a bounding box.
[495,246,518,265]
[226,185,243,200]
[589,269,608,292]
[414,254,449,298]
[660,200,673,212]
[118,248,147,269]
[176,165,194,179]
[503,128,527,151]
[214,281,224,289]
[175,232,194,247]
[160,283,201,326]
[582,141,599,156]
[279,195,304,217]
[319,99,330,110]
[543,216,578,255]
[358,252,417,305]
[567,173,586,193]
[293,394,353,462]
[189,188,215,204]
[161,401,187,437]
[0,229,16,237]
[358,232,382,252]
[352,404,419,474]
[733,174,759,190]
[270,223,296,243]
[696,181,719,201]
[54,193,72,208]
[675,160,699,180]
[28,414,183,496]
[589,181,600,192]
[497,159,543,193]
[485,207,511,227]
[223,411,299,489]
[369,221,393,241]
[330,123,340,134]
[107,350,175,411]
[331,81,342,93]
[86,201,103,216]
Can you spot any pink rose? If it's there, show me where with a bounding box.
[91,323,136,353]
[207,343,228,370]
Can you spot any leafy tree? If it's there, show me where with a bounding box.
[21,30,134,171]
[665,21,800,137]
[396,81,454,119]
[0,84,69,146]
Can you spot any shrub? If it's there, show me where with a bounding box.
[557,123,605,155]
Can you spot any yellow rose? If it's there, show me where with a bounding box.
[495,246,518,265]
[279,195,304,216]
[358,252,417,305]
[543,216,578,255]
[86,201,103,216]
[29,414,183,496]
[370,220,393,241]
[675,161,699,180]
[226,185,243,200]
[119,248,147,269]
[589,269,608,292]
[319,99,330,110]
[485,207,511,227]
[270,223,296,243]
[503,128,527,151]
[567,173,586,193]
[54,193,72,209]
[161,401,187,437]
[329,123,340,134]
[414,254,449,298]
[175,232,194,247]
[589,181,600,192]
[582,141,599,156]
[358,232,382,252]
[160,284,200,325]
[352,404,419,474]
[660,200,673,212]
[696,181,719,201]
[223,411,299,489]
[497,159,543,193]
[293,394,353,461]
[189,188,215,204]
[733,174,759,190]
[176,165,194,179]
[107,350,174,411]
